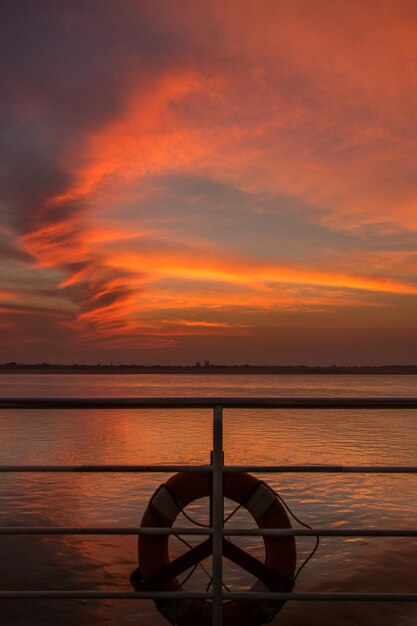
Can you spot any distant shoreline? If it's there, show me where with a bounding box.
[2,364,417,375]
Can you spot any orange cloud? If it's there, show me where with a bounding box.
[53,70,214,206]
[109,247,417,295]
[18,10,417,231]
[6,1,417,355]
[162,319,247,328]
[20,219,87,267]
[44,237,414,346]
[0,290,15,302]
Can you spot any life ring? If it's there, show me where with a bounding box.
[131,472,296,626]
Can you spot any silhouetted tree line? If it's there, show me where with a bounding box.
[1,362,417,374]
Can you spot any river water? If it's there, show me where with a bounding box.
[0,374,416,625]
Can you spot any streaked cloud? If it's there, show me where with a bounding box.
[1,0,417,362]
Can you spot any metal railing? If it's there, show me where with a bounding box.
[1,397,417,625]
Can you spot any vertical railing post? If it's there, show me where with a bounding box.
[212,405,224,626]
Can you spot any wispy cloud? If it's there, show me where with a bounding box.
[1,0,417,361]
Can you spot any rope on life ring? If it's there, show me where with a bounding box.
[130,471,296,626]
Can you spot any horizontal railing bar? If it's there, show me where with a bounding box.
[1,527,416,537]
[0,465,211,473]
[1,591,416,601]
[1,464,416,473]
[223,528,417,537]
[0,527,212,535]
[225,465,417,473]
[2,397,417,409]
[0,591,214,600]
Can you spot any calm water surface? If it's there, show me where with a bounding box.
[0,374,416,625]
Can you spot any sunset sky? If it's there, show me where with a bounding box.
[1,0,417,364]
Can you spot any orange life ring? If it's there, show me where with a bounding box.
[131,471,296,626]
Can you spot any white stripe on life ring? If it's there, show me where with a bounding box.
[151,485,182,522]
[245,482,276,520]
